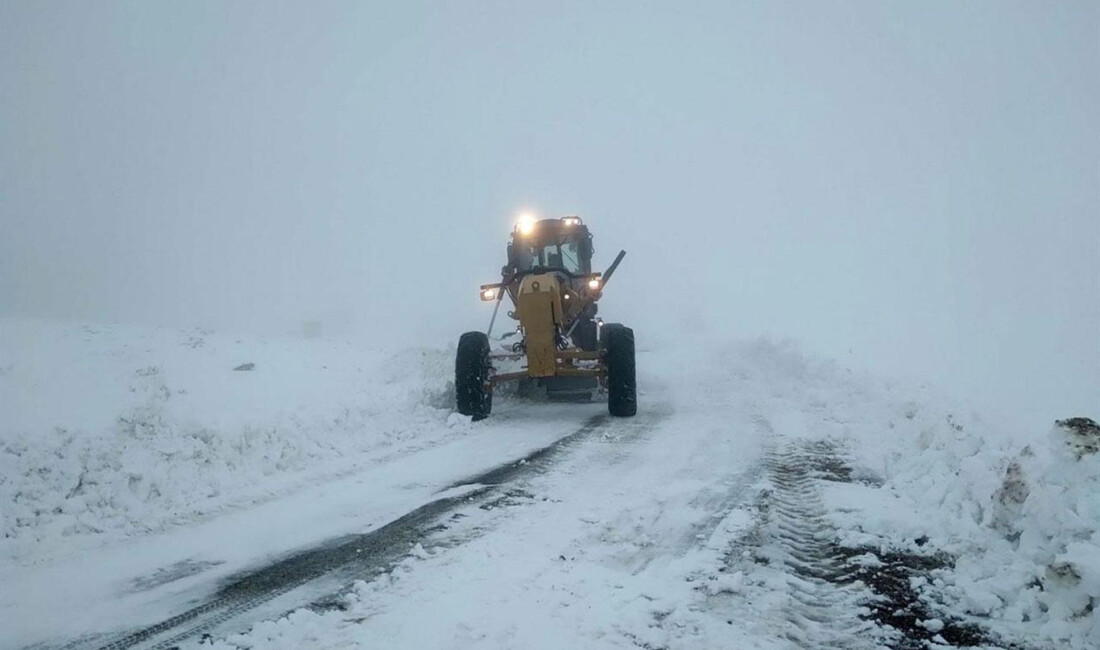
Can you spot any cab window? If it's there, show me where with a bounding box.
[513,239,586,273]
[560,242,583,273]
[540,244,562,269]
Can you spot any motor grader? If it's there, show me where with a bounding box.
[455,214,636,420]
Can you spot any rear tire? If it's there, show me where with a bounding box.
[456,332,492,420]
[605,325,637,417]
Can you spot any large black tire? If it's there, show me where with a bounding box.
[604,324,637,417]
[456,332,492,420]
[598,321,620,351]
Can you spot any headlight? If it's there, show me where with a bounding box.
[516,212,537,236]
[587,278,601,291]
[480,287,498,301]
[561,216,582,227]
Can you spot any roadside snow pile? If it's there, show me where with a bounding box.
[924,418,1100,646]
[843,411,1100,648]
[0,318,457,561]
[704,338,1098,648]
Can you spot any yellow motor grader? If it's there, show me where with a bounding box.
[456,214,636,420]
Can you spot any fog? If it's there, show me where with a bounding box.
[2,1,1096,430]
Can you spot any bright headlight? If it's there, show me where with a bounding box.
[516,212,537,236]
[587,278,601,290]
[480,287,497,301]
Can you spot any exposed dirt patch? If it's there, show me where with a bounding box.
[831,546,999,649]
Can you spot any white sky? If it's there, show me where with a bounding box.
[2,1,1097,431]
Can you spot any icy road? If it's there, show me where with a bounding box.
[2,320,1096,649]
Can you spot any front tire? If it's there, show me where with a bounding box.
[604,325,637,417]
[456,332,492,420]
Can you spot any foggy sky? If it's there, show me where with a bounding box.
[2,1,1097,431]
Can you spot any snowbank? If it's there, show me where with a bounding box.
[695,338,1099,648]
[885,417,1100,647]
[0,318,458,561]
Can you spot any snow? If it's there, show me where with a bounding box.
[184,383,775,650]
[847,416,1099,646]
[1,319,1096,649]
[0,318,457,562]
[739,339,1100,647]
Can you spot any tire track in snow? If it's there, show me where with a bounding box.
[442,414,610,489]
[54,414,622,650]
[756,435,877,650]
[65,487,489,650]
[57,410,674,650]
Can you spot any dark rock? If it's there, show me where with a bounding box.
[233,363,255,372]
[1055,417,1099,458]
[1056,417,1099,436]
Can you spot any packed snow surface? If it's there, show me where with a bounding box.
[1,318,1096,649]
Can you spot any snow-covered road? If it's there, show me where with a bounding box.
[20,391,783,650]
[3,320,1096,649]
[4,403,613,648]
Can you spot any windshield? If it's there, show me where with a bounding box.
[514,239,585,274]
[559,241,582,273]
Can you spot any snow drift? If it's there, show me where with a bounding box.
[0,318,458,561]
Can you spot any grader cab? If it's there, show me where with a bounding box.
[455,214,636,420]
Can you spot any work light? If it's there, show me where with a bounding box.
[516,213,537,236]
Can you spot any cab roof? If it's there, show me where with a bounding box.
[513,216,590,241]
